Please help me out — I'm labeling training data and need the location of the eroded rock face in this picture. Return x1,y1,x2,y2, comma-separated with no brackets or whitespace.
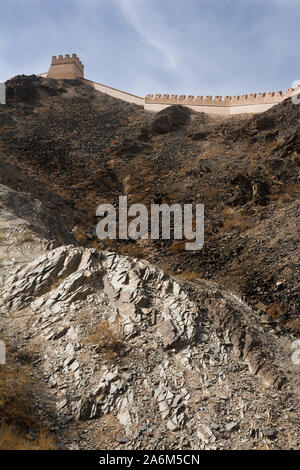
228,174,269,206
0,184,75,243
1,76,299,333
0,188,299,449
206,300,286,389
2,240,297,450
2,246,198,351
0,190,298,450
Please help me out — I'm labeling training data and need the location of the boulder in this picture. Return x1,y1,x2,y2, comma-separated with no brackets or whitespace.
151,105,191,134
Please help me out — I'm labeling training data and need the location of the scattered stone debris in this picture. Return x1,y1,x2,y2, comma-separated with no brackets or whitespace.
1,205,299,450
0,74,299,449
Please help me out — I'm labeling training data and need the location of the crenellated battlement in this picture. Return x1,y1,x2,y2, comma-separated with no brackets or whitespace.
42,54,300,115
144,85,300,115
48,53,84,80
51,54,84,73
145,86,299,107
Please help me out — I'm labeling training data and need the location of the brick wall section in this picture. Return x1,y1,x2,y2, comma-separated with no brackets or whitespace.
145,91,284,106
44,54,300,115
144,87,300,114
84,79,144,106
47,54,84,80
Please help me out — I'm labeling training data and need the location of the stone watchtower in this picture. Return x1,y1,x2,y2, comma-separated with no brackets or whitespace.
47,53,84,80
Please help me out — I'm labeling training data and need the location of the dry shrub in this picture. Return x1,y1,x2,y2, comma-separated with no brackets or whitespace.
284,317,300,336
166,269,177,277
223,271,244,293
170,240,186,254
152,134,166,144
268,193,279,201
0,361,56,450
138,167,153,177
196,143,223,160
124,181,139,195
222,208,253,232
15,344,40,365
0,424,56,450
264,140,279,154
267,302,284,320
162,193,178,203
0,124,13,133
101,238,117,249
130,192,148,204
0,365,34,427
86,320,124,361
119,243,144,258
283,185,300,198
180,271,199,281
205,188,219,199
159,169,170,177
0,142,10,152
104,147,112,155
71,226,86,242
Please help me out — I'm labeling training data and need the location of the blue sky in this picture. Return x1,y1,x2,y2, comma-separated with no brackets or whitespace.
0,0,299,97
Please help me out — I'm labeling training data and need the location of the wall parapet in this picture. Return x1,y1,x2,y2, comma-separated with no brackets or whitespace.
44,54,300,115
84,79,144,106
51,54,84,73
48,53,84,79
145,86,300,107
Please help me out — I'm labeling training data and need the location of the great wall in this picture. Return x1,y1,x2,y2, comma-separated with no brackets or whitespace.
41,53,300,116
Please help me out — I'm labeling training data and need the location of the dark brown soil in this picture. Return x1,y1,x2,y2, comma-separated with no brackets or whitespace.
0,75,299,332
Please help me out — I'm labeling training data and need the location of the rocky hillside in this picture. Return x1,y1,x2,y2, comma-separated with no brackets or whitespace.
0,75,299,450
0,75,299,333
0,185,299,449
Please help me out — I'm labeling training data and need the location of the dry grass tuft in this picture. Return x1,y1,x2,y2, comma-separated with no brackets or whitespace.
0,364,35,427
180,271,200,281
170,240,186,254
86,320,124,361
119,243,144,258
222,208,253,232
267,302,284,320
0,360,57,450
0,424,56,450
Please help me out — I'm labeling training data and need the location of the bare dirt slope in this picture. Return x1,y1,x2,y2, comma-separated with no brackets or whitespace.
0,75,299,449
0,75,299,334
0,185,299,450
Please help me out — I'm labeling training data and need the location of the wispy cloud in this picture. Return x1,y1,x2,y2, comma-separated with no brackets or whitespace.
0,0,299,96
117,0,300,95
118,0,180,71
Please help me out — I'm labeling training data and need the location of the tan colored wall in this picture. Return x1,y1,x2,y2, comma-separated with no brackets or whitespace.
144,102,281,114
85,79,144,106
144,86,300,115
228,103,276,115
145,91,283,107
44,54,143,105
144,103,228,114
43,54,300,115
47,54,84,80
